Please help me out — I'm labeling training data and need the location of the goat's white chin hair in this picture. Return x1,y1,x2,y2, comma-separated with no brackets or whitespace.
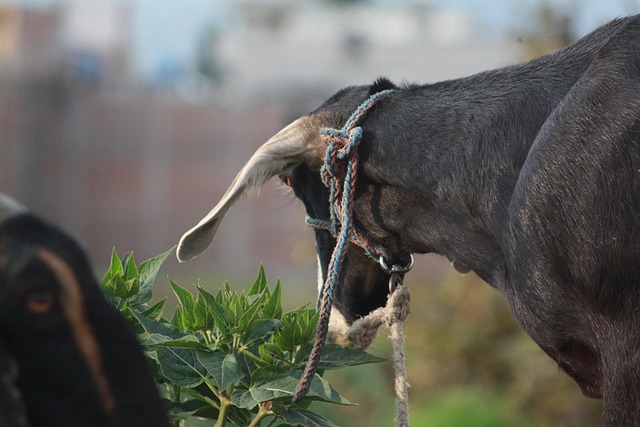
326,308,352,346
316,254,324,294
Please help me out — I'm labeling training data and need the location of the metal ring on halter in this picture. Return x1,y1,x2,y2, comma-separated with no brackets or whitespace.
379,254,415,275
388,273,404,293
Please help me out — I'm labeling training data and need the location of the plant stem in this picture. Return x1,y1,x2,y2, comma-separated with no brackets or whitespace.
171,386,183,427
247,404,274,427
232,333,241,352
215,398,230,427
240,347,266,365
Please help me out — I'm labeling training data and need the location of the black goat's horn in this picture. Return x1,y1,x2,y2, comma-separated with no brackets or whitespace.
177,118,316,262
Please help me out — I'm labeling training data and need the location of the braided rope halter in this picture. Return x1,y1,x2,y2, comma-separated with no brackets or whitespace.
292,89,414,427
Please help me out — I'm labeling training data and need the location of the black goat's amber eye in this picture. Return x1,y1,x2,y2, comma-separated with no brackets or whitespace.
25,291,55,314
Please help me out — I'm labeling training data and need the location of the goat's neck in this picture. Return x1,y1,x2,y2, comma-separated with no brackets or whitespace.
363,33,611,286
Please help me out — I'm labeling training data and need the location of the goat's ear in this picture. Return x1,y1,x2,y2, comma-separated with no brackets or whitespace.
0,193,27,225
177,118,317,262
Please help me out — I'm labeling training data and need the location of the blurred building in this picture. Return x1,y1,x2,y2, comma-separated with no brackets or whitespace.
1,5,64,215
1,1,525,288
214,0,521,106
60,3,131,87
210,1,523,111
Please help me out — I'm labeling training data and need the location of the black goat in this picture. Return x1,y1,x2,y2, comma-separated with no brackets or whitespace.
178,16,640,425
0,195,169,427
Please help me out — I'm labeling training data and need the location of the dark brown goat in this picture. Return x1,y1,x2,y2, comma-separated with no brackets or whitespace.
0,195,169,427
178,16,640,426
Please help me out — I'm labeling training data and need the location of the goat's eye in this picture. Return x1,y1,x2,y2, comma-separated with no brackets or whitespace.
25,291,55,314
279,174,294,188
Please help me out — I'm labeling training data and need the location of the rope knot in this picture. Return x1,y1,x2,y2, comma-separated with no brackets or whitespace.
386,280,411,325
346,279,411,349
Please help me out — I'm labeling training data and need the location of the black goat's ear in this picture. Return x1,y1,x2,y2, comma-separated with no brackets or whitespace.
177,117,317,262
368,77,397,96
0,194,27,225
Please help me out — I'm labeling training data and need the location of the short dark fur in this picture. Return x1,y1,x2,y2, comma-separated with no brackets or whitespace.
367,77,398,96
0,214,169,427
286,15,640,425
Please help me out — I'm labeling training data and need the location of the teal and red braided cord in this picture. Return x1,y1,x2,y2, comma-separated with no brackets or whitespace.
293,89,395,402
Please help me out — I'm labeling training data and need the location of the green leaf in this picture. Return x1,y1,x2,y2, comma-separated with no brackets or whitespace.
241,319,283,347
261,342,285,360
104,248,124,281
248,367,352,406
122,252,139,282
196,287,217,312
276,407,341,427
123,278,139,299
262,281,283,319
152,336,211,351
171,307,186,330
193,290,211,329
196,285,215,301
197,351,244,391
138,247,174,290
248,264,269,297
258,345,275,365
157,347,206,388
199,287,231,333
226,405,255,426
101,248,125,300
274,308,319,351
165,399,215,420
237,295,262,331
228,293,244,327
144,333,175,346
315,344,387,370
231,387,259,410
129,247,173,306
142,298,166,320
170,279,196,328
130,309,183,340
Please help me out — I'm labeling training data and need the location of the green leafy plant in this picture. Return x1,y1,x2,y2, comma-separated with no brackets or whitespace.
101,248,385,427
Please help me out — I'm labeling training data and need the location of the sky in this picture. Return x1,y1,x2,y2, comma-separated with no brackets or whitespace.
3,0,638,82
130,0,221,81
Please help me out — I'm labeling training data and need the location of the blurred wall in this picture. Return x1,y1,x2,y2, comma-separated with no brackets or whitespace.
0,1,528,289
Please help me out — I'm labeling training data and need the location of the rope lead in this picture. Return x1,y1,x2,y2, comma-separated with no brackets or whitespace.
293,90,395,403
294,88,413,427
293,86,413,427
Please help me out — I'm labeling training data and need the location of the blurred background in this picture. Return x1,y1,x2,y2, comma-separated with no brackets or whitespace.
1,0,637,425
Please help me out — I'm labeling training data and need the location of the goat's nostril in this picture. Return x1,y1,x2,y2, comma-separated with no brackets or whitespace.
25,291,55,314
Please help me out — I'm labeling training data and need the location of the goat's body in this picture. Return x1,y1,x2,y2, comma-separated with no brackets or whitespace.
507,19,640,423
352,16,640,424
178,14,640,425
